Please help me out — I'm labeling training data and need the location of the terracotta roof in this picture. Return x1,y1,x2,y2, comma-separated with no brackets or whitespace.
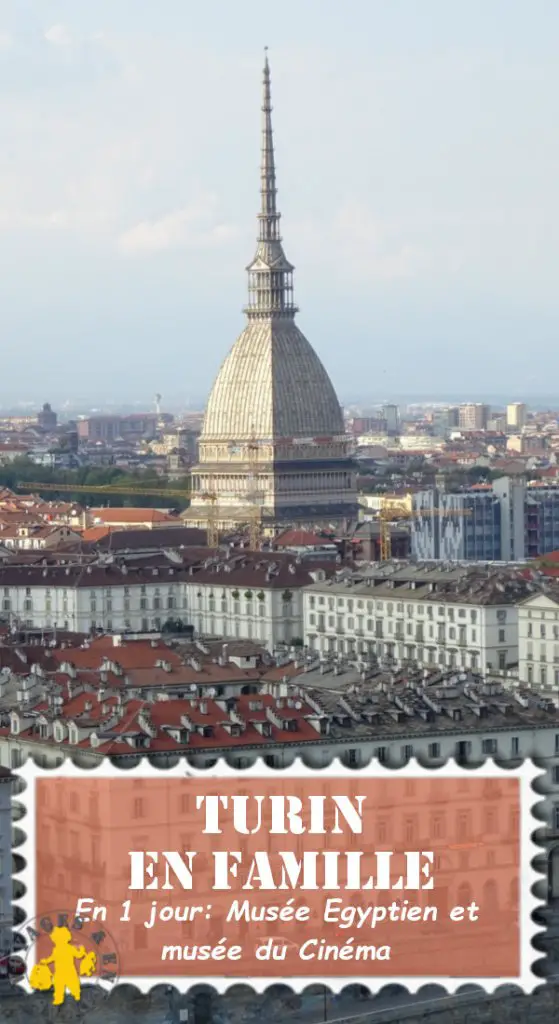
90,508,180,525
13,690,322,756
275,529,333,548
81,526,114,542
51,635,183,671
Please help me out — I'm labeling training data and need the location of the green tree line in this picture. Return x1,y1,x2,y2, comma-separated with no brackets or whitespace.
3,458,191,509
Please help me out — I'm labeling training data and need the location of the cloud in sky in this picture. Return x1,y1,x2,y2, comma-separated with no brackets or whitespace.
117,195,238,254
0,0,558,402
44,24,73,46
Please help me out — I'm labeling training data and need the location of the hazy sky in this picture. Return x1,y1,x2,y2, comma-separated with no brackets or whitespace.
0,0,558,408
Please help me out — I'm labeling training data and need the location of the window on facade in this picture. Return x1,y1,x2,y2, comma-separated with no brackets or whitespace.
432,814,444,838
404,817,417,842
482,738,497,755
484,807,498,833
498,629,505,642
511,737,520,756
376,747,387,763
401,745,413,760
428,742,441,758
457,811,471,840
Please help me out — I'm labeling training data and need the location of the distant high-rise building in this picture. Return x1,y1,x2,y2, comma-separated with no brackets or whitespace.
37,402,57,431
458,403,490,431
382,404,400,436
432,406,459,436
411,489,502,561
506,402,527,430
411,476,559,562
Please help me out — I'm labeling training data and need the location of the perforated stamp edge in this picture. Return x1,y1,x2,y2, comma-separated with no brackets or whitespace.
13,756,542,995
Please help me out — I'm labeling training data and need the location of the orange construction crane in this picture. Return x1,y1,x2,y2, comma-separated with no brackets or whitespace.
379,495,472,560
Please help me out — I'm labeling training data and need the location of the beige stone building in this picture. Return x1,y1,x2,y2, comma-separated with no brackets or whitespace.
187,56,357,536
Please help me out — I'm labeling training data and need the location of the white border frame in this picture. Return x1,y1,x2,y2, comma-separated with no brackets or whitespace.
14,757,542,993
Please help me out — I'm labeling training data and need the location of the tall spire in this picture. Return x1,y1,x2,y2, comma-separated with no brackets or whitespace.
259,48,279,243
245,50,298,320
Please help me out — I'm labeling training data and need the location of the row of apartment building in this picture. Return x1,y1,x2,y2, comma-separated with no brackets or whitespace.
302,564,559,690
0,551,318,649
1,552,559,688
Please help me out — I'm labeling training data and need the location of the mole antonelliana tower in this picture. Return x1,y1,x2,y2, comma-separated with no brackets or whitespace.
188,53,357,534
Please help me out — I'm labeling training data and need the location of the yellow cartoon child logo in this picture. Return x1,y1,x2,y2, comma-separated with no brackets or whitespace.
29,925,97,1007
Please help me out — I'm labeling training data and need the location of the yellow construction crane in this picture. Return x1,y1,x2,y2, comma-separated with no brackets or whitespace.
191,492,261,549
15,481,191,500
378,495,472,560
14,479,247,552
15,478,262,550
190,435,265,551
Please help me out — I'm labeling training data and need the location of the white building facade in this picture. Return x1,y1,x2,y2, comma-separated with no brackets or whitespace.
303,582,519,673
0,562,315,651
518,591,559,687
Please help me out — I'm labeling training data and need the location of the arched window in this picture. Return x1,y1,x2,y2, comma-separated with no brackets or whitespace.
483,878,499,914
457,882,472,908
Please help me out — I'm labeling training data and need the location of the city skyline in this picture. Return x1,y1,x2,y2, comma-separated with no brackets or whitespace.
0,0,558,401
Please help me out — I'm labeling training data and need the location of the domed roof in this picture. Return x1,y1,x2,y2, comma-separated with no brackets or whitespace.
200,53,344,447
202,320,343,442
